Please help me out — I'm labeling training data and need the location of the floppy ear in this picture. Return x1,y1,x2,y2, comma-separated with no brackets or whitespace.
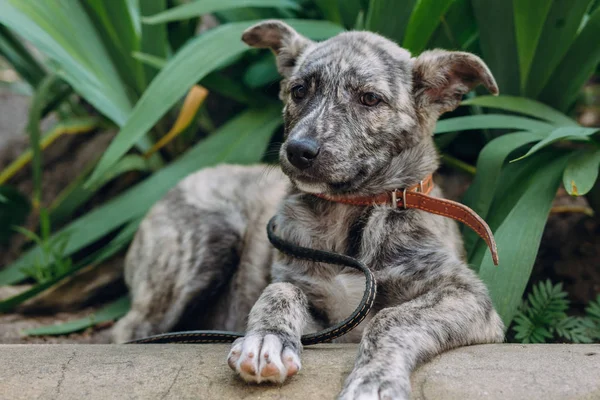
242,20,313,77
412,50,498,117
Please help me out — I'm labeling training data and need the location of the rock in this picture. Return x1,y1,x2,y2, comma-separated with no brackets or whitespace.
0,344,598,399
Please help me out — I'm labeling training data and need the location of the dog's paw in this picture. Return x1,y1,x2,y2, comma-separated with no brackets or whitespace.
338,374,410,400
227,332,301,384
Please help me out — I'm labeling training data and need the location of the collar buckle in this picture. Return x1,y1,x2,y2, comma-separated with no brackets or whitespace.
391,179,424,209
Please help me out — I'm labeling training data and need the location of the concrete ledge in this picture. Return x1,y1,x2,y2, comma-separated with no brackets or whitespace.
0,344,598,399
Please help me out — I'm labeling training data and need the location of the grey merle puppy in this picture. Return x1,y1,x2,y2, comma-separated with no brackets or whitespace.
113,20,505,399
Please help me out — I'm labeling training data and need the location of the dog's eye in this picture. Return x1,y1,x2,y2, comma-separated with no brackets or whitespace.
360,92,381,107
292,85,306,100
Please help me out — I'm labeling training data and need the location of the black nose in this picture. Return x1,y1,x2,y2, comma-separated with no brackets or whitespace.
286,139,320,170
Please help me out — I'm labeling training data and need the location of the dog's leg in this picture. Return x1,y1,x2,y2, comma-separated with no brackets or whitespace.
339,284,504,400
111,205,244,343
227,281,310,383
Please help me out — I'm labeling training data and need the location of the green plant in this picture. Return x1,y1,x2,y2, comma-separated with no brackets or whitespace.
0,185,30,245
435,95,600,326
0,0,599,339
13,209,73,284
513,280,600,343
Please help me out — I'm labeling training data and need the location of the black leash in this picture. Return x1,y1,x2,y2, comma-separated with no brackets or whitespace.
126,216,377,345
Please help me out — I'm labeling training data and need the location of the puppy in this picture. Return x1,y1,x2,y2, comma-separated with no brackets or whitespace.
113,21,504,399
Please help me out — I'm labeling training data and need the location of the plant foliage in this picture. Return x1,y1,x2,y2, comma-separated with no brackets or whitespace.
0,0,599,338
513,280,600,343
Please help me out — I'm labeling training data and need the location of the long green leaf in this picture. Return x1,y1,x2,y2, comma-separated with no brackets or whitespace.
143,0,300,24
0,25,46,87
428,0,478,51
403,0,455,54
525,0,593,98
139,0,168,83
132,52,166,70
477,152,571,326
24,296,131,336
461,131,546,256
87,19,343,186
434,114,553,134
513,0,553,92
513,126,600,161
338,0,365,29
365,0,416,44
563,147,600,196
0,107,282,286
471,0,520,95
244,53,279,88
82,0,146,97
0,185,30,245
314,0,343,24
0,0,132,125
90,155,150,191
540,7,600,112
28,75,59,207
461,96,577,126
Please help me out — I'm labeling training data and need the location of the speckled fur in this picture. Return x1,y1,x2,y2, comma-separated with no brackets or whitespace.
113,21,504,399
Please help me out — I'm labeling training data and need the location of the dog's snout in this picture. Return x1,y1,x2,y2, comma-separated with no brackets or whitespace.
286,139,320,170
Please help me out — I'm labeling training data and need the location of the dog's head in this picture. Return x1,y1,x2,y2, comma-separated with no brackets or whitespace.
242,21,498,195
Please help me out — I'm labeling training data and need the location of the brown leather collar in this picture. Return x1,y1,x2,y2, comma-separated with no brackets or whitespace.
313,174,499,266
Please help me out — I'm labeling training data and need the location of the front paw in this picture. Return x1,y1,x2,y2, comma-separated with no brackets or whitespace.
339,372,410,400
227,332,302,384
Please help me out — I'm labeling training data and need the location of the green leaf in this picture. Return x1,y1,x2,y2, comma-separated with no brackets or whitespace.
555,317,594,343
82,0,146,97
314,0,343,24
87,20,343,186
434,115,553,134
402,0,455,54
0,25,46,88
540,7,600,112
139,0,168,83
338,0,365,29
28,75,60,207
0,0,132,126
460,96,577,126
513,126,600,161
24,296,131,336
525,0,593,98
476,151,570,326
513,0,553,92
471,0,520,95
143,0,300,24
365,0,416,44
0,218,139,312
132,52,167,70
562,147,600,196
586,295,600,321
461,131,546,257
202,72,255,104
0,107,282,286
91,155,150,191
0,185,31,245
243,53,279,88
428,0,478,51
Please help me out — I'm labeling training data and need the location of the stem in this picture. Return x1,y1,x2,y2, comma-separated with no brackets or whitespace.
0,117,99,185
27,75,59,209
441,153,477,176
550,205,594,217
